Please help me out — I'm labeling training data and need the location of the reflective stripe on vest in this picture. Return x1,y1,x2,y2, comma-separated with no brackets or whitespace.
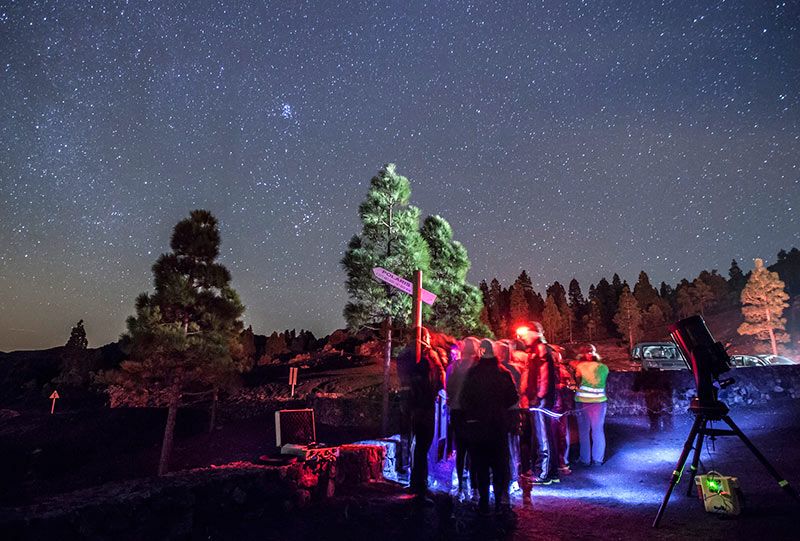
576,385,606,400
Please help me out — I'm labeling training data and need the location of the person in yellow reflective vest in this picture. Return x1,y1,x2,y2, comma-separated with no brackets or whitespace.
572,344,609,466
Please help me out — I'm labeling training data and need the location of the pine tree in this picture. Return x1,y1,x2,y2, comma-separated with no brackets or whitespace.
563,303,576,343
487,278,505,337
641,304,665,340
768,247,800,297
676,281,697,317
479,304,492,333
420,215,487,336
691,278,714,316
542,293,564,342
633,271,660,311
546,281,568,311
738,258,790,355
697,270,728,311
728,259,746,298
516,270,543,321
341,164,430,432
342,164,430,330
659,281,677,316
55,320,90,388
614,285,642,350
568,278,587,339
509,281,530,328
108,210,245,475
584,297,603,341
499,285,512,335
593,278,617,337
65,319,89,349
612,273,624,300
529,290,545,321
568,278,586,314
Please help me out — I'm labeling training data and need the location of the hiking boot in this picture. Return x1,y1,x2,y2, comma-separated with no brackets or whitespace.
531,475,553,485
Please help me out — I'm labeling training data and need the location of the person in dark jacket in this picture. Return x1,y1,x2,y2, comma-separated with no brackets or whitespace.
446,336,480,497
461,339,519,514
396,327,445,501
517,322,560,485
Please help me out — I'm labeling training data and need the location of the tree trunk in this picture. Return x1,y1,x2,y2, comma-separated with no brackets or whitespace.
382,315,392,436
158,384,180,476
208,386,218,433
767,309,778,356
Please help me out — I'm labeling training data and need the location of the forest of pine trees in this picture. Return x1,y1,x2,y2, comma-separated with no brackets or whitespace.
480,248,800,349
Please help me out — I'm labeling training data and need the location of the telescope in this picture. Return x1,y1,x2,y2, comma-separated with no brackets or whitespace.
668,315,731,413
654,315,798,527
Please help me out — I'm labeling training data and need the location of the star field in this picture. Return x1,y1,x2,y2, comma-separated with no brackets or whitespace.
1,0,798,350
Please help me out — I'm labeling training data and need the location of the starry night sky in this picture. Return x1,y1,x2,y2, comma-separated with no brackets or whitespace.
1,0,798,350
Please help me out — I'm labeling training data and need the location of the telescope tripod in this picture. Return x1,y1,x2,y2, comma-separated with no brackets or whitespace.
653,402,799,528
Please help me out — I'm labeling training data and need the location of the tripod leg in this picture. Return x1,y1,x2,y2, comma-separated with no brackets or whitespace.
722,416,800,501
685,423,706,497
653,415,705,528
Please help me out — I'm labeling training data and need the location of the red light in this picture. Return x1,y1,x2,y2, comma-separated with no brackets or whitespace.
515,326,530,337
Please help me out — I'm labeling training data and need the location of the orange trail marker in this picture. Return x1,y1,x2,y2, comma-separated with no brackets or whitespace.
49,390,60,414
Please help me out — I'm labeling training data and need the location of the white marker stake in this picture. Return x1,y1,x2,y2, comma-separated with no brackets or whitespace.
49,390,60,414
289,367,298,397
372,267,437,305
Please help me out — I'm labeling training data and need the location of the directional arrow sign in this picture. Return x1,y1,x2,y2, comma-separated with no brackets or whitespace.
49,390,60,415
372,267,437,305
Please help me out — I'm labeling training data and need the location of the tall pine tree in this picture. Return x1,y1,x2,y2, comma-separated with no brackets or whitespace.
542,293,564,342
420,215,487,336
109,210,245,475
728,259,746,300
614,285,642,350
509,281,529,328
55,319,90,388
593,278,617,337
487,278,505,337
633,271,660,311
738,258,790,355
341,164,430,432
568,278,587,339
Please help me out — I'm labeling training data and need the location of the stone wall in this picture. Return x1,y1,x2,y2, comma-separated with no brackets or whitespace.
606,364,800,417
0,446,385,541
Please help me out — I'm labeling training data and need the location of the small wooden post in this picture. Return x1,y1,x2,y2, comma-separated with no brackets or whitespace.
289,367,299,397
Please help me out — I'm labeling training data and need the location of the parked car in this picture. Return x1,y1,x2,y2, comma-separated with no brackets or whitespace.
632,342,687,371
729,355,767,368
755,354,797,366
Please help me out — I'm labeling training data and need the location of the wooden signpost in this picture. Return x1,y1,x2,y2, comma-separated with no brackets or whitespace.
372,267,433,434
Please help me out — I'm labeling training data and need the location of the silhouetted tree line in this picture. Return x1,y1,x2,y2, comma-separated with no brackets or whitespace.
240,327,323,365
480,247,800,345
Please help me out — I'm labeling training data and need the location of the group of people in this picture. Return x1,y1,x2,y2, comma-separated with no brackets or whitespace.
397,322,609,515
